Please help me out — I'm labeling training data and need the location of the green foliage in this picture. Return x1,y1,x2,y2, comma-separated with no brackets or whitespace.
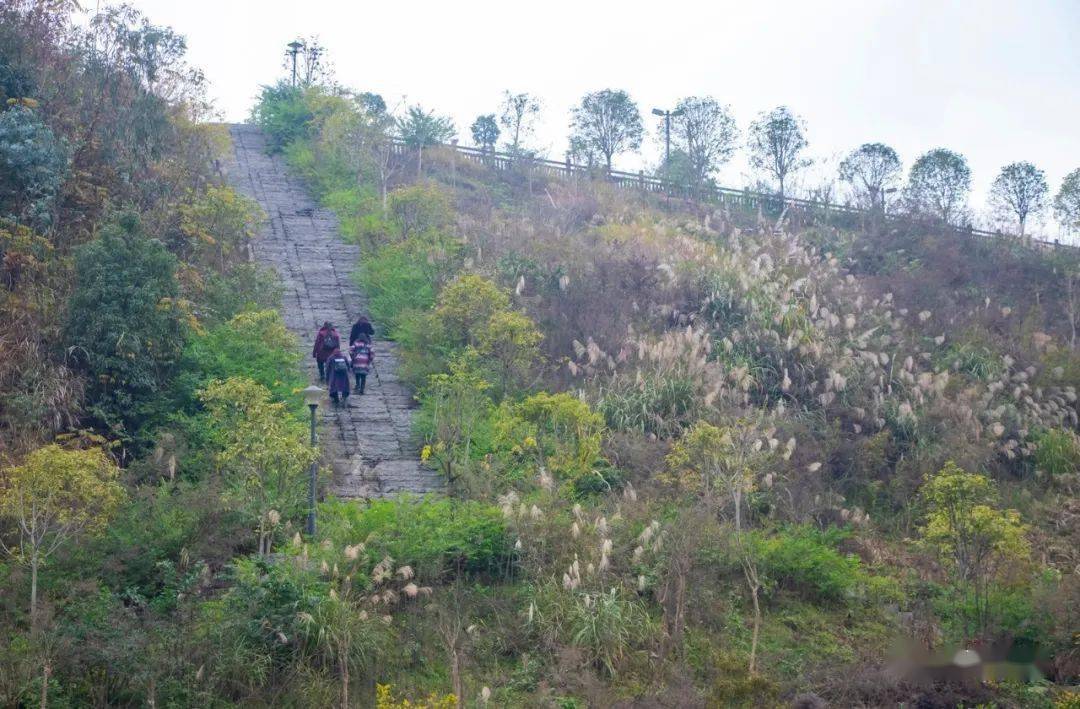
599,373,698,438
906,147,972,224
469,114,499,151
197,262,283,324
174,309,302,409
417,351,496,486
359,242,438,337
475,309,543,393
387,183,454,240
198,377,316,555
66,216,187,442
319,498,511,580
251,81,313,153
1033,428,1080,481
751,526,864,604
569,89,643,170
0,444,125,618
920,461,1030,636
436,274,511,346
934,335,1003,381
664,420,774,527
1055,167,1080,233
0,105,68,225
747,105,809,197
495,392,605,482
177,184,262,273
396,105,455,148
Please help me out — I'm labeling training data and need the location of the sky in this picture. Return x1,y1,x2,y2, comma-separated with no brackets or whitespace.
110,0,1079,238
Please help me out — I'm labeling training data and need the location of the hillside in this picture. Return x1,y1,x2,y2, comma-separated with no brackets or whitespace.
1,4,1079,707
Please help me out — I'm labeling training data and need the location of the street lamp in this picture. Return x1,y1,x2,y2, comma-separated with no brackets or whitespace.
882,187,899,214
286,41,304,87
302,384,323,536
652,107,685,168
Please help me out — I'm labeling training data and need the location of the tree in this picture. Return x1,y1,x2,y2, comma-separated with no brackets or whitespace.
747,106,809,200
988,161,1048,237
198,377,317,555
178,185,262,274
1054,167,1080,235
669,96,739,188
905,148,972,225
357,91,386,117
919,461,1029,637
0,105,69,225
569,89,643,171
838,142,902,212
0,445,125,625
498,91,540,156
65,216,188,444
395,105,455,175
251,81,313,153
665,419,775,673
475,309,543,393
469,114,500,154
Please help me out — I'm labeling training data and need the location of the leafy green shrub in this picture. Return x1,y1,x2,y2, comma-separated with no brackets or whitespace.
1033,428,1080,480
494,392,606,482
323,186,388,247
0,105,69,224
752,526,864,603
251,81,313,153
933,337,1004,381
571,465,624,499
198,263,283,324
65,215,187,443
319,497,510,580
358,242,437,336
174,309,303,410
386,183,453,240
598,373,698,438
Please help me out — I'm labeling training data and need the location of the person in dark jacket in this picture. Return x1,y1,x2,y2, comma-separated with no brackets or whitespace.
326,347,352,405
349,316,374,348
312,321,341,382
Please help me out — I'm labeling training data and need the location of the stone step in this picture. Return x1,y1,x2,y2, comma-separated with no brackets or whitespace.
223,123,444,500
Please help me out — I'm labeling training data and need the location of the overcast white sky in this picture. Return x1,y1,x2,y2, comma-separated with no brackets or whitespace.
113,0,1079,238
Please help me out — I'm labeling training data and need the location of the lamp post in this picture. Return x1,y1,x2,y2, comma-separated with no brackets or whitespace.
651,106,685,169
302,384,323,536
286,41,304,87
450,137,459,190
882,186,898,213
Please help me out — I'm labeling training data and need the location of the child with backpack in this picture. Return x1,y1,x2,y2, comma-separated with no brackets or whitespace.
312,321,341,382
326,347,352,406
350,337,374,394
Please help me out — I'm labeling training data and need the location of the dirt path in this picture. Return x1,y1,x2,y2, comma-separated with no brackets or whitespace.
223,124,442,497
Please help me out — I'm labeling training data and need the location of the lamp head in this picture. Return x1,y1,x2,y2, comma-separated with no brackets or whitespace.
303,384,324,408
651,108,665,117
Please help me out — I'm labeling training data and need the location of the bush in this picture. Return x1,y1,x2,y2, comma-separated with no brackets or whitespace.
494,392,606,482
173,309,303,410
359,242,437,337
251,82,313,153
1033,428,1080,481
66,215,187,443
752,526,864,603
319,497,510,580
386,183,453,240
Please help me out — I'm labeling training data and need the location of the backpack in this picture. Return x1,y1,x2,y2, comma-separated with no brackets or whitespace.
351,344,372,372
332,355,349,374
323,330,340,351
